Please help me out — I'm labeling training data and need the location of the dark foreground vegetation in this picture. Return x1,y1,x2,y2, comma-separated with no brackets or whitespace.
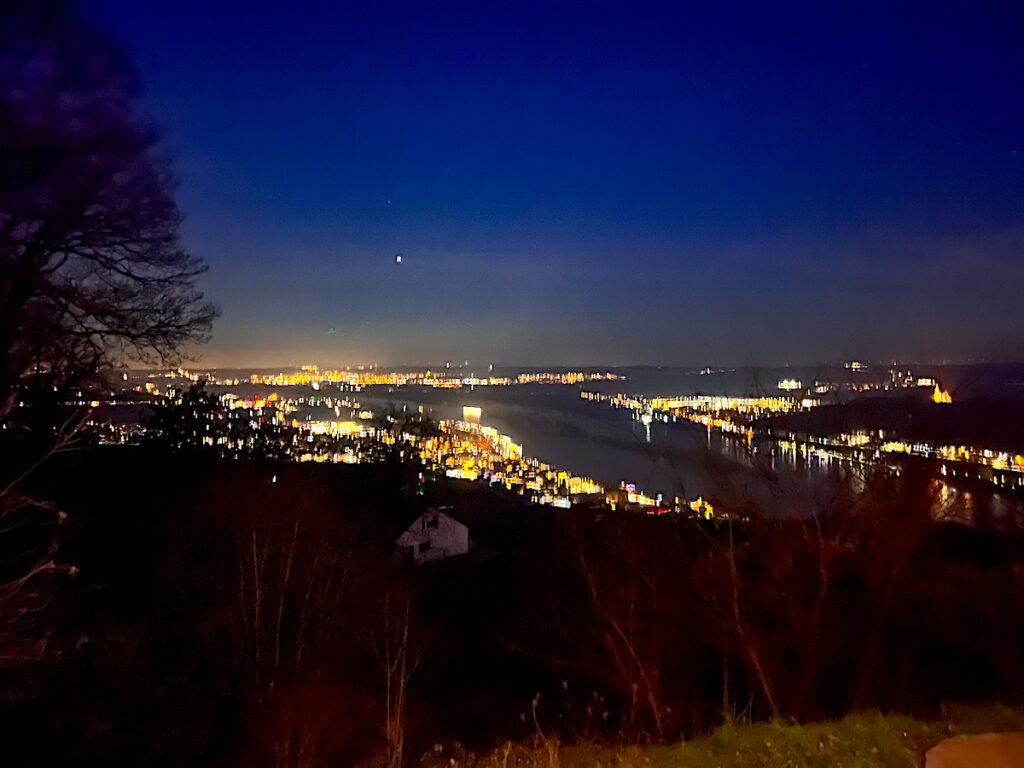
422,706,1024,768
0,445,1021,766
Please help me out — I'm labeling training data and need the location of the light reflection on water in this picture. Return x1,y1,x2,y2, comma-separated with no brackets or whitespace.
319,384,1024,528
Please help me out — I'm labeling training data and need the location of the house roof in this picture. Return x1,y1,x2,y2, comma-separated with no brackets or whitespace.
395,480,561,550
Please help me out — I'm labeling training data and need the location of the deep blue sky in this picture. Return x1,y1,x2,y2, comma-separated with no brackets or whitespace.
82,1,1024,367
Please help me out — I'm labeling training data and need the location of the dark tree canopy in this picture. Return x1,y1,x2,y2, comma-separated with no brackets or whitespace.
0,0,216,419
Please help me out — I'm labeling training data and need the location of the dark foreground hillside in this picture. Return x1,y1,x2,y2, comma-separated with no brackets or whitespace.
1,447,1023,765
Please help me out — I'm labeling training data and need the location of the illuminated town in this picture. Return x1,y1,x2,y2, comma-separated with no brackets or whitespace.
85,367,728,515
580,376,1023,494
80,359,1022,521
288,406,719,516
580,389,819,438
241,365,623,390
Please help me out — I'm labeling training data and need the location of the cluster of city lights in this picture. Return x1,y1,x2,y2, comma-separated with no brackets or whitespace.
581,390,817,438
244,365,623,390
581,382,1019,495
283,405,711,514
776,431,1024,491
87,364,1011,512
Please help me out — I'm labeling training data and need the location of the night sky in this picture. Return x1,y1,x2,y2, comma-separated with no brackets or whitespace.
81,1,1024,368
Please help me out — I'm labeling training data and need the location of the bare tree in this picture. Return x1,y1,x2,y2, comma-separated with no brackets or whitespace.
689,518,781,721
0,0,214,683
788,510,854,718
374,594,425,768
721,521,779,720
566,513,678,738
235,502,371,691
0,1,216,420
848,466,940,709
225,475,379,768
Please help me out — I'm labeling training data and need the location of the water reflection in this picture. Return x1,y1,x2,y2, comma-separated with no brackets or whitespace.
335,385,1023,528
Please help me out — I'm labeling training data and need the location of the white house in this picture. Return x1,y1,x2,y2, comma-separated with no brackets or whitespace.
395,507,471,565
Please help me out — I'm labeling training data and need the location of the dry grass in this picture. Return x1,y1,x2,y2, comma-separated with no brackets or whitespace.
415,705,1024,768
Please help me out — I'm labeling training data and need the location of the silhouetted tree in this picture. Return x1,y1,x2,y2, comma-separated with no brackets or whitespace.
145,381,226,451
223,476,383,766
692,519,783,720
562,513,691,738
372,405,440,467
848,466,943,709
145,381,301,458
0,0,215,422
374,593,426,768
0,0,215,679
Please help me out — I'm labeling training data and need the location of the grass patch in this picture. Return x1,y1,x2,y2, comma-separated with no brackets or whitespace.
418,705,1024,768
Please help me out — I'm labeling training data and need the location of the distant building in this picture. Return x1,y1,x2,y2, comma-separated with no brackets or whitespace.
395,507,471,565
